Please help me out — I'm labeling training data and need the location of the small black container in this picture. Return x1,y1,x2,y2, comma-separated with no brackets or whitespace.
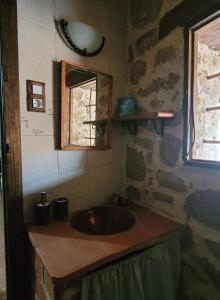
35,192,50,225
54,197,68,220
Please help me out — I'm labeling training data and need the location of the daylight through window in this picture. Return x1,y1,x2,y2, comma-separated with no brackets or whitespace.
187,14,220,165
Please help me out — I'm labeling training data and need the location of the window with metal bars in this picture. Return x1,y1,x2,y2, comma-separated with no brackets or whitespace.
185,12,220,167
69,79,97,146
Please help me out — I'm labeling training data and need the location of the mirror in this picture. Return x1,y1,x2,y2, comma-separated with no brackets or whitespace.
60,61,112,150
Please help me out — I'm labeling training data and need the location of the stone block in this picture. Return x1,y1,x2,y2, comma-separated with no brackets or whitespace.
130,60,147,84
136,29,158,55
178,250,220,300
126,145,146,181
185,190,220,231
133,137,154,151
154,46,176,66
153,191,174,203
146,152,153,165
159,134,181,167
162,73,180,89
126,185,141,201
138,73,180,97
157,170,186,192
206,239,220,260
199,257,220,289
138,78,163,97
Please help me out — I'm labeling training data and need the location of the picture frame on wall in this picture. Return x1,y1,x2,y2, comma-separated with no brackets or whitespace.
26,80,45,112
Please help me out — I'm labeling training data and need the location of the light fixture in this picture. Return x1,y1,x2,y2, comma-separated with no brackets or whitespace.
56,19,105,57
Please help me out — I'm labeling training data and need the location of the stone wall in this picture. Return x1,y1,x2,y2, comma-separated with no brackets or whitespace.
126,0,220,298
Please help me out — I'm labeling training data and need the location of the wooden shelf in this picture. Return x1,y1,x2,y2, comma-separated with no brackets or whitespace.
83,118,109,125
83,112,174,125
112,112,174,121
83,118,109,136
82,112,175,136
112,112,175,136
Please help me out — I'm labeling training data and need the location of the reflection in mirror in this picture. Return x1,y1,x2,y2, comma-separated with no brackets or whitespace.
61,61,112,150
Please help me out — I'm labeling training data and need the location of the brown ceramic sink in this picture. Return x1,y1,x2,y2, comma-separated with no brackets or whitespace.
70,206,136,235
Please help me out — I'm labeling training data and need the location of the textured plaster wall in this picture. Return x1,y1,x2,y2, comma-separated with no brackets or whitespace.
17,0,128,222
126,0,220,298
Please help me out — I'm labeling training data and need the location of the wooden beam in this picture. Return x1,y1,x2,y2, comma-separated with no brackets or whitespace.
0,0,26,299
159,0,220,39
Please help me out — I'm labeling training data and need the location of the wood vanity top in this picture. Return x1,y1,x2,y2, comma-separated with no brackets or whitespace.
28,205,180,283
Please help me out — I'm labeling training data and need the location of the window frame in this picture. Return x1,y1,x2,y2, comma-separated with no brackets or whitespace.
183,10,220,169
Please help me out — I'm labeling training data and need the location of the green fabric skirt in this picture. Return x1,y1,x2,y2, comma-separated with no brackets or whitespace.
63,237,181,300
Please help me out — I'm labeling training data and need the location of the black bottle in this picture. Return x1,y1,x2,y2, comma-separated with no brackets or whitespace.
35,192,50,225
53,197,68,220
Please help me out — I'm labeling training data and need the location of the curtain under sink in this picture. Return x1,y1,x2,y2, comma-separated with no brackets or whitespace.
81,238,181,300
63,237,181,300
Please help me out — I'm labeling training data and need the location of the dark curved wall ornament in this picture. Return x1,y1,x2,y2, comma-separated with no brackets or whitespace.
130,0,163,28
55,19,105,57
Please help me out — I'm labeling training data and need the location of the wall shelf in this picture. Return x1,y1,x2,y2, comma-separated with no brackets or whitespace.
112,112,175,136
83,119,109,135
112,112,174,121
83,118,109,125
82,112,175,136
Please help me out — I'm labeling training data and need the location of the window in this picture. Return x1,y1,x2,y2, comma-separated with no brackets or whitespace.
69,79,97,146
185,12,220,167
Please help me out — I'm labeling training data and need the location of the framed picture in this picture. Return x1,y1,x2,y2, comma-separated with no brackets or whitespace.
26,80,45,112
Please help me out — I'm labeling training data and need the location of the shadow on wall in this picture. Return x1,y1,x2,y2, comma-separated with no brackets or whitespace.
24,162,113,223
24,151,120,223
23,171,114,224
22,61,122,223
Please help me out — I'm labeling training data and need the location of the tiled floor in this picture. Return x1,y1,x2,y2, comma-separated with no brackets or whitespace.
0,197,6,300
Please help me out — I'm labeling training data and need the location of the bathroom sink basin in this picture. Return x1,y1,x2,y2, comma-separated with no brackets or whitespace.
70,206,136,235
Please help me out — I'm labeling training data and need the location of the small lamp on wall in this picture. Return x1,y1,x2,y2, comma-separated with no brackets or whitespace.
55,19,105,57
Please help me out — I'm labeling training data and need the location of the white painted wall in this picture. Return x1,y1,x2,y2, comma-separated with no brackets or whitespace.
17,0,128,222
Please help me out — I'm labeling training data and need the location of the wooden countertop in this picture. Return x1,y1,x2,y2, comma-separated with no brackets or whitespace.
28,205,180,283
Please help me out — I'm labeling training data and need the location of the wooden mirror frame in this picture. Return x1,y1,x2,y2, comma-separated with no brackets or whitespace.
60,60,113,150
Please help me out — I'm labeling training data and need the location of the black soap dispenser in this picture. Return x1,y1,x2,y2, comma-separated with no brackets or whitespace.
53,197,69,220
35,192,50,225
